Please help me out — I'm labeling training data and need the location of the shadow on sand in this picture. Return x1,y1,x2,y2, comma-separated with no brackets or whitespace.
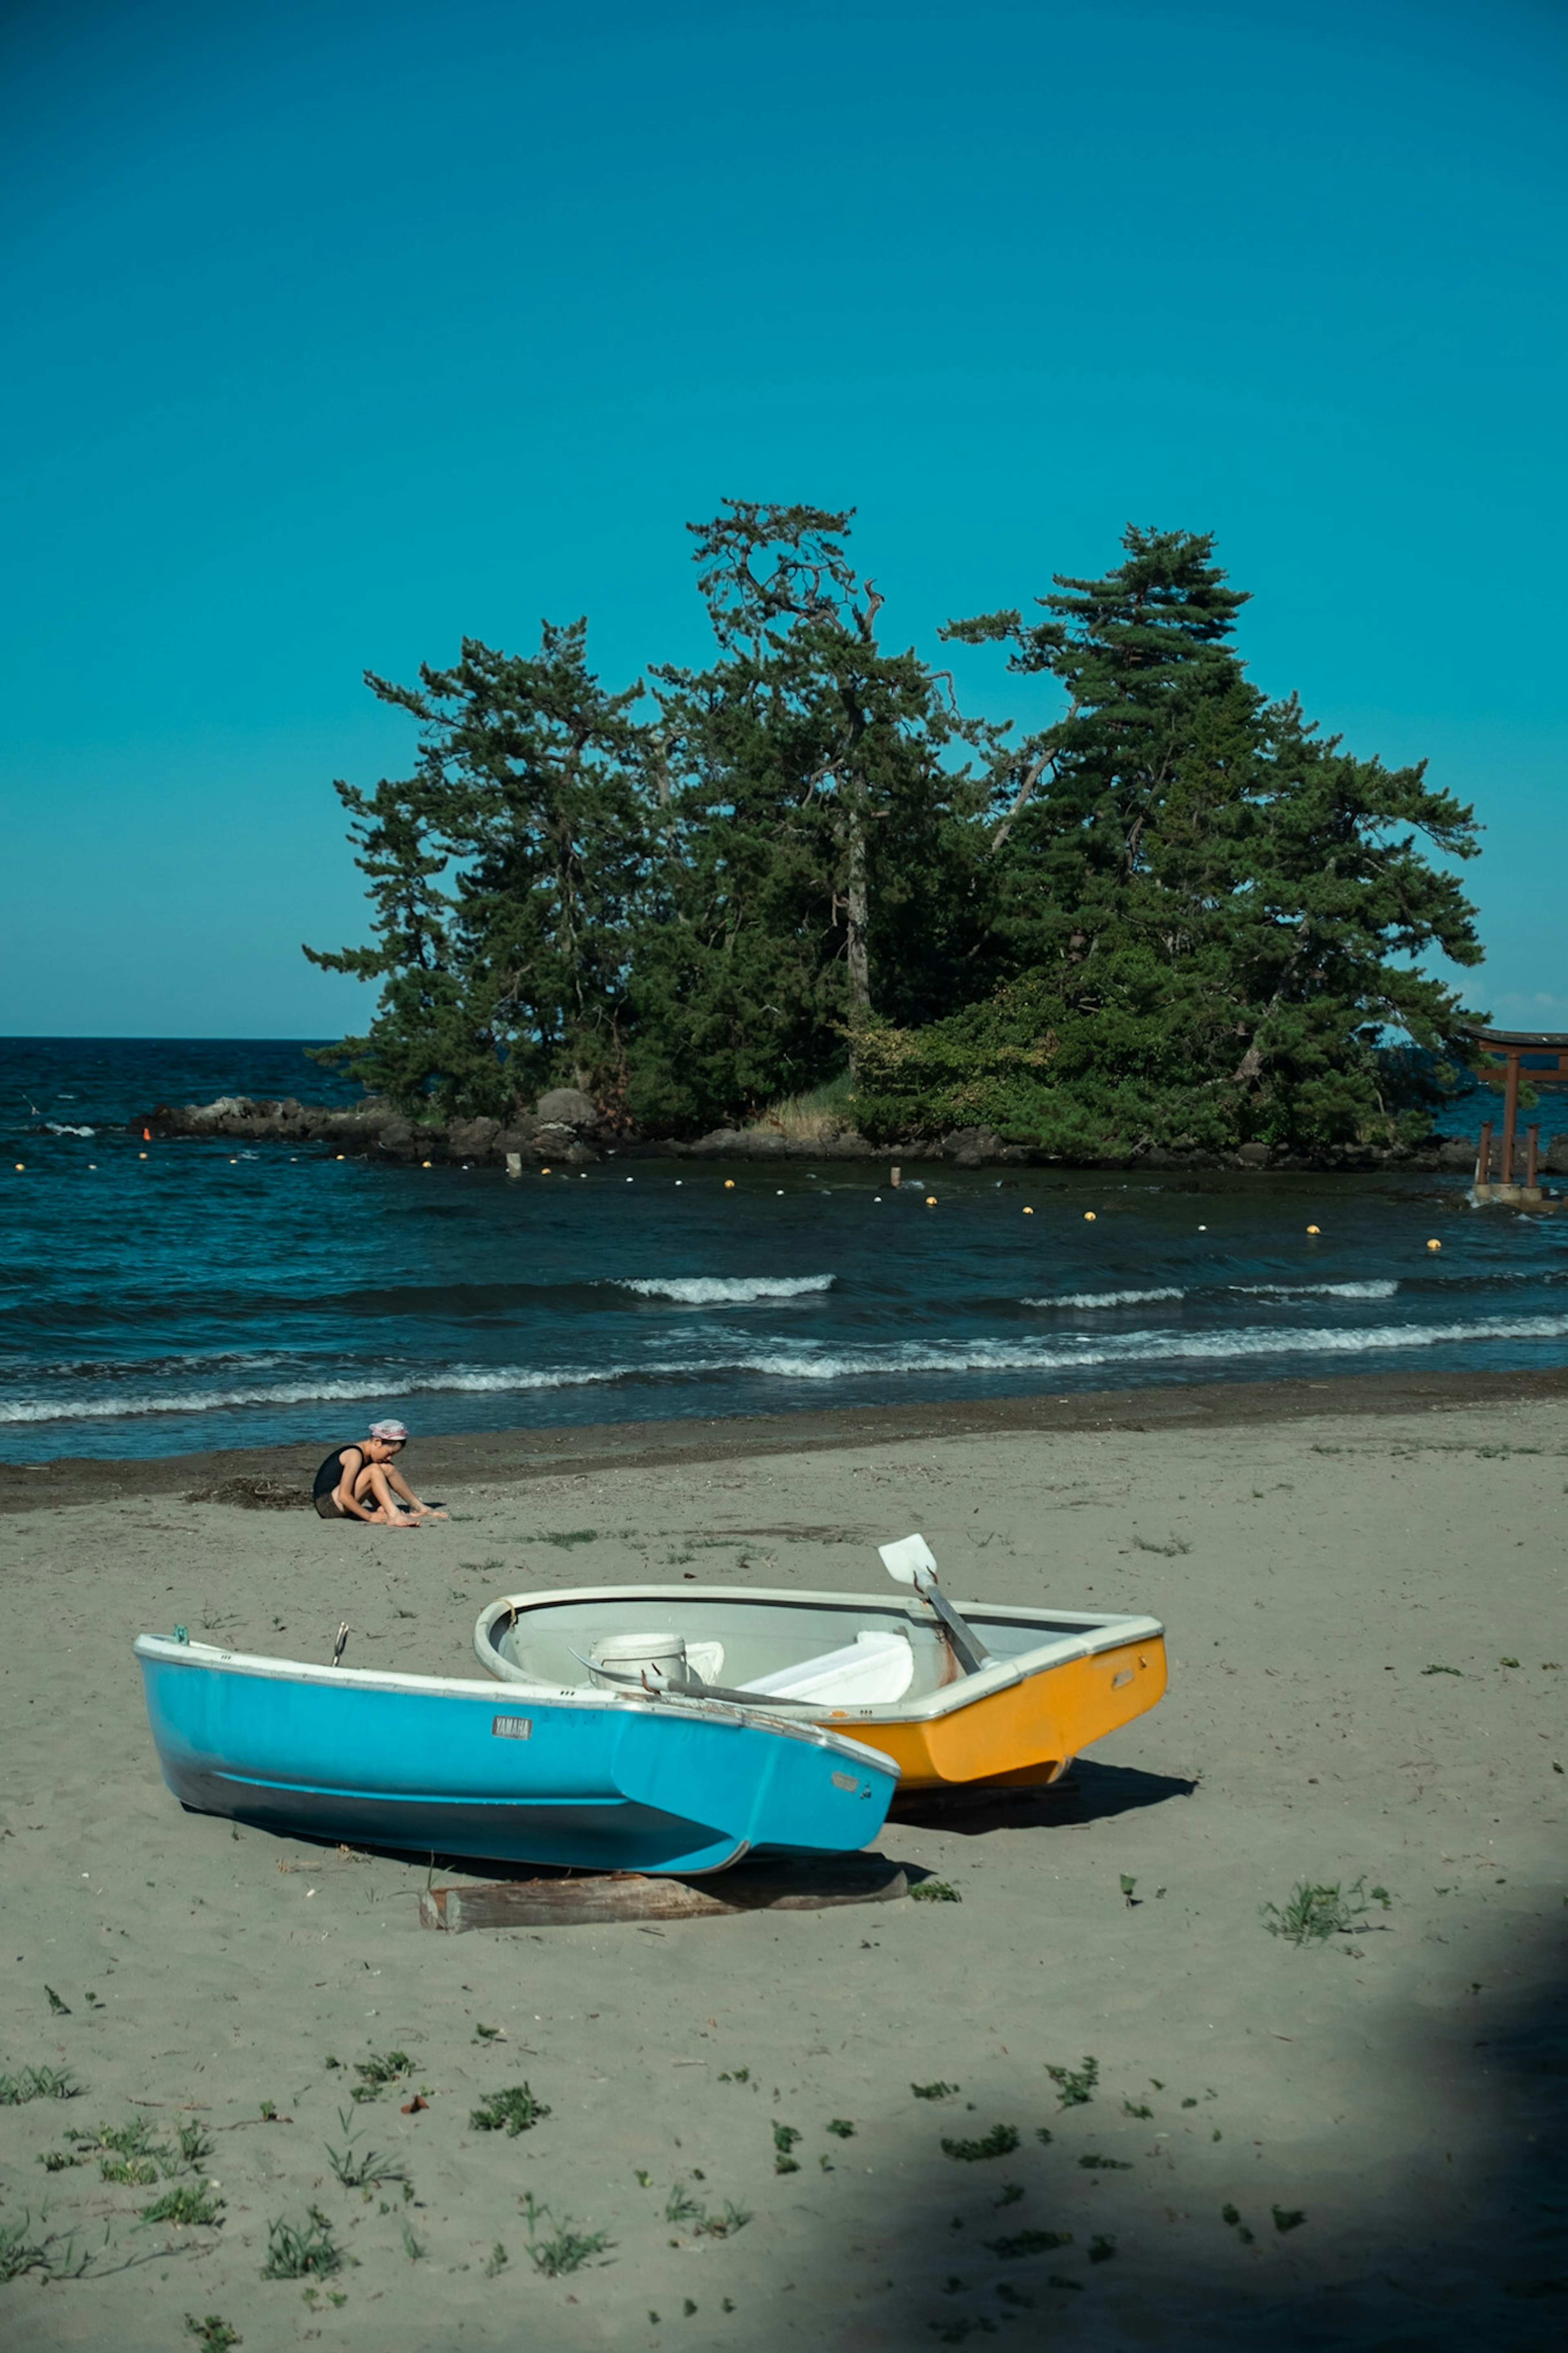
891,1757,1200,1836
796,1918,1568,2351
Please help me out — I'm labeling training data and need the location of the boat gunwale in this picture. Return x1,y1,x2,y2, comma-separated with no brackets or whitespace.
131,1634,897,1774
473,1586,1165,1724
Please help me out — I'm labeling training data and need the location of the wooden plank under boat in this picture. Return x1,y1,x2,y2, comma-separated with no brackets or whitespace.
134,1633,897,1873
473,1574,1166,1794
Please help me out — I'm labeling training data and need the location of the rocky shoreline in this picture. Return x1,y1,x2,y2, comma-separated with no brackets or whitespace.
138,1088,1546,1176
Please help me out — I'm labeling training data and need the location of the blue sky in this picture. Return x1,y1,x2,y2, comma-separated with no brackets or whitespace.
1,0,1563,1037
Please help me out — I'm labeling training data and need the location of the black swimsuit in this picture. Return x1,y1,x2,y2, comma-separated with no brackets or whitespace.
313,1444,365,1509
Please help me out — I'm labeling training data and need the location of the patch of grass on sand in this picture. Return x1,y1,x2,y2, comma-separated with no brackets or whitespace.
1261,1877,1390,1945
1045,2057,1098,2108
350,2050,412,2101
184,2319,241,2351
0,2064,78,2105
521,2192,612,2275
910,1880,963,1904
984,2227,1073,2259
0,2213,93,2282
325,2109,408,2190
912,2081,960,2100
941,2125,1020,2162
80,2114,212,2182
262,2206,345,2279
141,2184,225,2228
666,2182,752,2237
470,2084,551,2137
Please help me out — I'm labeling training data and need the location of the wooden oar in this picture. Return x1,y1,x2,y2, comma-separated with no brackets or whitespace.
877,1534,992,1675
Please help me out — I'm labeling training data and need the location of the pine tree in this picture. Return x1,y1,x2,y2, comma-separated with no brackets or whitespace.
855,528,1483,1151
624,502,998,1130
304,623,651,1117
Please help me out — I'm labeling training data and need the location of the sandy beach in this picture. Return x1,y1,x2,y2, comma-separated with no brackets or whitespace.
2,1381,1564,2351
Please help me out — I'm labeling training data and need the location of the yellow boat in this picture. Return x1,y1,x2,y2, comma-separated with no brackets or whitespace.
472,1536,1165,1794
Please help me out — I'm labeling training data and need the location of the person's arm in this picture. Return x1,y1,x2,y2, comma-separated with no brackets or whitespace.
333,1447,380,1521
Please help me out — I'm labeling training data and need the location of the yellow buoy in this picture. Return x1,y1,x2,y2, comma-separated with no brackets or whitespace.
13,1162,23,1172
229,1158,238,1164
925,1194,938,1206
1084,1211,1096,1222
1023,1206,1033,1215
541,1166,551,1174
1307,1224,1320,1234
1427,1238,1441,1251
422,1160,432,1168
724,1179,735,1189
138,1151,147,1160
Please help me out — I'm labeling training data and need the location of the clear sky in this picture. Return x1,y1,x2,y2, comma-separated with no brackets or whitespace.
1,0,1563,1038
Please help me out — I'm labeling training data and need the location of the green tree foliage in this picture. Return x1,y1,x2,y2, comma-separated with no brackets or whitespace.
624,503,998,1131
309,519,1483,1150
304,624,651,1116
853,529,1482,1150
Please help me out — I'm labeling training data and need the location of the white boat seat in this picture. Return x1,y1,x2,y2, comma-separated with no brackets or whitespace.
737,1629,915,1706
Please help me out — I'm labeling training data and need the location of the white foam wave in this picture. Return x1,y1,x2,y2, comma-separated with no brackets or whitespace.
1232,1280,1399,1301
1026,1287,1185,1311
8,1311,1568,1423
0,1365,634,1425
610,1276,835,1305
45,1123,95,1136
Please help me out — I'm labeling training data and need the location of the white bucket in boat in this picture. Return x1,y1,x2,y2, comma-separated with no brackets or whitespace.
588,1631,689,1692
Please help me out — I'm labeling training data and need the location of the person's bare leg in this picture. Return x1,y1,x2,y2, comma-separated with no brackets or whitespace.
353,1464,418,1528
385,1466,447,1521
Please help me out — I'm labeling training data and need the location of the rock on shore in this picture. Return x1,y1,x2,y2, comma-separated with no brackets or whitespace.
134,1093,1541,1173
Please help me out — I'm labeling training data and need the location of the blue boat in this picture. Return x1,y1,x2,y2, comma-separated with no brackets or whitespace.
134,1633,896,1873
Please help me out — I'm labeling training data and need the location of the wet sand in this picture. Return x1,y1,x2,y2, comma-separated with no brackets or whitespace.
1,1382,1564,2349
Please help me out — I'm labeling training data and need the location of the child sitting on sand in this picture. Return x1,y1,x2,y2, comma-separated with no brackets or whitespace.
312,1419,448,1527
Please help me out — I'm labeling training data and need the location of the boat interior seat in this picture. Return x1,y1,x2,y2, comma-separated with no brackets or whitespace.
736,1628,916,1706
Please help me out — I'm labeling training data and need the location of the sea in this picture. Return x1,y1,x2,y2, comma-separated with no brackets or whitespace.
3,1038,1566,1464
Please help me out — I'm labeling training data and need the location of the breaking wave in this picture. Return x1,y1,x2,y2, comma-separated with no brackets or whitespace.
609,1275,835,1305
1231,1280,1399,1300
9,1311,1568,1423
1026,1287,1186,1311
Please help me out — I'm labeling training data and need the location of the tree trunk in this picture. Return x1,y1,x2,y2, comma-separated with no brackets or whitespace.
845,786,870,1077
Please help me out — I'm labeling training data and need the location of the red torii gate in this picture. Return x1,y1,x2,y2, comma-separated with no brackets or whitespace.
1465,1025,1568,1201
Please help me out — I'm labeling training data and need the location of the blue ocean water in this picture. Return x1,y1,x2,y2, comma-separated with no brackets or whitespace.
3,1039,1566,1463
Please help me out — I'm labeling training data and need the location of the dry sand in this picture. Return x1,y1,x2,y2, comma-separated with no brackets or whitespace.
1,1389,1564,2351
